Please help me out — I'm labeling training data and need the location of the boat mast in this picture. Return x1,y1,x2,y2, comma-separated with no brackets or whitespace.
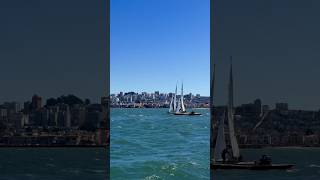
228,56,240,158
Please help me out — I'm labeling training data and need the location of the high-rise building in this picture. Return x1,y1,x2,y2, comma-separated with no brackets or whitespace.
32,95,42,111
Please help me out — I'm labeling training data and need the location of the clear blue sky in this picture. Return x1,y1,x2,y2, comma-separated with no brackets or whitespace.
111,0,210,96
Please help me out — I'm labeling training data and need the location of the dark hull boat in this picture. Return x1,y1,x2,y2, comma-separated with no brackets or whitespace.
188,112,202,116
211,162,294,170
173,111,202,116
173,112,189,115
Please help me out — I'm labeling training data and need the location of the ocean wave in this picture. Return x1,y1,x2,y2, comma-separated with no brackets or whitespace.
144,175,161,180
189,161,199,166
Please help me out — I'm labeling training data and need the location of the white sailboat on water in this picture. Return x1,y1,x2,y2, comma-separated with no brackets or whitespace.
169,82,201,115
211,57,294,170
168,82,186,114
176,82,186,113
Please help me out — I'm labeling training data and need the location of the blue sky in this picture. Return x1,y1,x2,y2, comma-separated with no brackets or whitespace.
110,0,210,96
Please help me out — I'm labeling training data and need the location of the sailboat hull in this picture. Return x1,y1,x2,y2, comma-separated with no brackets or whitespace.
173,112,202,115
211,162,294,170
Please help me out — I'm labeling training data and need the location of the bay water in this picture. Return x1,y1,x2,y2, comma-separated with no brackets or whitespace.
110,108,210,179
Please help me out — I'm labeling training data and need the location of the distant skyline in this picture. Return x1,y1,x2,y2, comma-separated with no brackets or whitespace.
110,0,210,96
0,0,107,104
214,0,320,110
111,89,206,96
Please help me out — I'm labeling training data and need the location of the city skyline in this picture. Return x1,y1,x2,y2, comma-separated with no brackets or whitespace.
110,89,205,96
110,0,210,96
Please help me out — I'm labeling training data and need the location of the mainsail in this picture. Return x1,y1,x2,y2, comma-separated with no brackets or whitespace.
169,95,174,112
176,98,181,113
174,84,177,111
214,112,226,161
169,84,178,113
228,56,240,158
181,83,186,112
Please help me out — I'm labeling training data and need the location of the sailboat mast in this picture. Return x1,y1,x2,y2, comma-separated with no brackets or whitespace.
228,56,240,158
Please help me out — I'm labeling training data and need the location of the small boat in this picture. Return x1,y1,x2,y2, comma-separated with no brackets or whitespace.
211,57,294,170
212,155,294,170
211,163,294,170
174,82,187,115
168,82,202,115
174,112,190,115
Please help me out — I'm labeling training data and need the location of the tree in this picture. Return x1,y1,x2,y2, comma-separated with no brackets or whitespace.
85,98,91,105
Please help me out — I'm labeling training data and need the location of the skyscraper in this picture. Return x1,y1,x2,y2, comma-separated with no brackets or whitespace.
31,94,42,111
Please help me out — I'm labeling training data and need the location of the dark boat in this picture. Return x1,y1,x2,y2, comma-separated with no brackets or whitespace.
188,111,202,116
211,162,294,170
173,112,189,115
211,155,295,170
173,111,202,115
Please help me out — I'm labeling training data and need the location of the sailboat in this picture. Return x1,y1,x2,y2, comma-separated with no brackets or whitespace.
173,82,201,115
168,82,201,115
211,57,294,170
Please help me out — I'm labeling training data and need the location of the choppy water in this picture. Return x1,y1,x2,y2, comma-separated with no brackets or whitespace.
110,108,210,179
212,147,320,180
0,148,108,179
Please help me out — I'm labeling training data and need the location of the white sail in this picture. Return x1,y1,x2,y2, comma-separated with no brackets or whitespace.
214,112,226,161
174,84,177,111
169,95,174,112
176,98,181,113
228,57,240,158
181,83,186,112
